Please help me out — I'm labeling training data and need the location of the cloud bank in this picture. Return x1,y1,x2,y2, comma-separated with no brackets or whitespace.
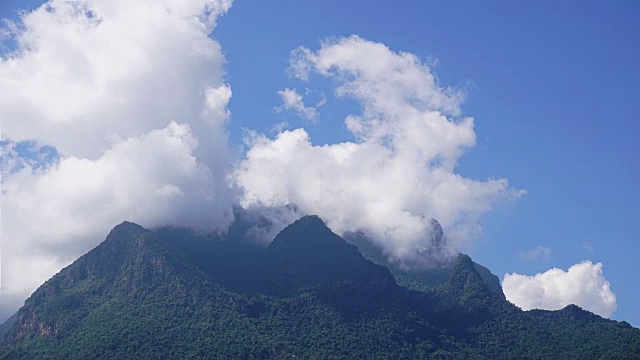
235,36,524,269
503,261,617,317
1,0,235,320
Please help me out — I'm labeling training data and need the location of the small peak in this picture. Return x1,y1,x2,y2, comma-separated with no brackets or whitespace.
109,221,145,235
105,221,147,242
561,304,583,312
453,254,475,270
429,218,444,241
267,215,390,290
559,304,589,316
445,254,490,300
115,220,142,228
271,215,330,242
269,215,337,251
296,215,327,227
527,304,600,323
114,220,144,230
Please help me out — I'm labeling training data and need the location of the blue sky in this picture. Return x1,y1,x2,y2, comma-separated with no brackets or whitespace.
1,1,639,325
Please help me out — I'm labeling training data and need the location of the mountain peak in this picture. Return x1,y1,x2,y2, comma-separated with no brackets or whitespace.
103,221,147,245
454,253,474,268
88,221,151,259
429,218,444,243
269,215,346,255
557,304,600,322
277,215,328,236
110,220,145,233
298,214,325,224
444,254,493,303
268,215,395,291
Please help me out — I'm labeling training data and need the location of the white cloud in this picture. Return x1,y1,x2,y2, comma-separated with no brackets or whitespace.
503,261,617,317
1,0,234,321
235,36,524,269
520,246,552,260
277,88,324,122
0,0,232,160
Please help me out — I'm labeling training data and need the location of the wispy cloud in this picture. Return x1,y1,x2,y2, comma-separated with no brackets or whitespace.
581,241,594,252
270,121,290,134
520,246,552,260
276,88,325,122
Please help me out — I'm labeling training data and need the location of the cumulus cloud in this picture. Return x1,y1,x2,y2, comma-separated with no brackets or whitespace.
520,246,552,260
503,261,617,317
0,0,232,160
235,36,524,269
1,0,234,320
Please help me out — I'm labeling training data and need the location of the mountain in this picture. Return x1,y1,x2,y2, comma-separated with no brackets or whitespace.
1,216,639,359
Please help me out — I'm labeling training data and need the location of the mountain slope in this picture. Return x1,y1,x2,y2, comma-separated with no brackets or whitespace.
0,315,16,343
1,217,639,359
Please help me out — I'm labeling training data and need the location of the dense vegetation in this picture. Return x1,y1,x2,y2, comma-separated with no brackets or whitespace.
1,216,639,359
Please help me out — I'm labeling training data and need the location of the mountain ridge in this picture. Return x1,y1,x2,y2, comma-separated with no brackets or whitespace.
1,216,639,359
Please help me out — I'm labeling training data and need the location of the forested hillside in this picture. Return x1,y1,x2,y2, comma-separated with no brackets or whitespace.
1,217,638,359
